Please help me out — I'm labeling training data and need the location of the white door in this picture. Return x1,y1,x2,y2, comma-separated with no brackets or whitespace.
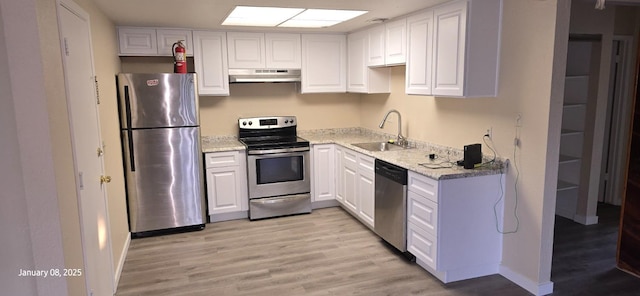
58,1,114,295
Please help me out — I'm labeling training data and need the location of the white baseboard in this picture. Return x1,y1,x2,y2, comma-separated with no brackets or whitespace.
113,233,131,292
573,214,599,225
499,265,554,296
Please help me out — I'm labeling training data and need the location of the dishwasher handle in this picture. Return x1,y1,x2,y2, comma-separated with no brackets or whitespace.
375,159,408,185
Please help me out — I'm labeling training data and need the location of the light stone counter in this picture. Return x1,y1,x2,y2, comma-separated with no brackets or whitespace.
300,128,505,180
201,136,245,153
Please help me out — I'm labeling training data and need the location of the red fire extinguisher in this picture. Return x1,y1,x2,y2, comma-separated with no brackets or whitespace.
172,40,187,73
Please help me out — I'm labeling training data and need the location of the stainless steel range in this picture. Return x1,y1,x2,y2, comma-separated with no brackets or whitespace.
238,116,311,220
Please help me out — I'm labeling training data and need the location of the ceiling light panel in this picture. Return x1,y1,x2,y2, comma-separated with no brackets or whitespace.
222,6,304,27
222,6,368,28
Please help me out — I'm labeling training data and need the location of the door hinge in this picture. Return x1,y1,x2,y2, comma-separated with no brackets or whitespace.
94,76,100,104
63,38,70,56
78,171,84,190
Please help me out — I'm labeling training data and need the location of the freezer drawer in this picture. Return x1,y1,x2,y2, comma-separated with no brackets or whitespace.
122,127,205,233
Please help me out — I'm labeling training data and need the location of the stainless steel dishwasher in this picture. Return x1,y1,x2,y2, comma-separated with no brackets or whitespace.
374,159,408,252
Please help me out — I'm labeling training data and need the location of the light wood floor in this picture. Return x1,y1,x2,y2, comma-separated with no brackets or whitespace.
115,207,530,296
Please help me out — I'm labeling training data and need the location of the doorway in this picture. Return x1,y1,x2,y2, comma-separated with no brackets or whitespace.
57,0,114,295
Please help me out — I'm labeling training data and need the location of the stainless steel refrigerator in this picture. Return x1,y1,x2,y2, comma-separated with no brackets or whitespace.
117,73,205,235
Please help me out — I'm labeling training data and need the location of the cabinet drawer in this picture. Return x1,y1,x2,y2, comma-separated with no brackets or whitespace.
408,171,438,203
408,191,437,236
204,151,244,168
407,222,437,270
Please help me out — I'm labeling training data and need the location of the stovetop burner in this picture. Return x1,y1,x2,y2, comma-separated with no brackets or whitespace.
237,116,309,150
240,136,309,150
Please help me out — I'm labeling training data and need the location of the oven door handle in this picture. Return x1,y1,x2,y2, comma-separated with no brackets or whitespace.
247,147,310,155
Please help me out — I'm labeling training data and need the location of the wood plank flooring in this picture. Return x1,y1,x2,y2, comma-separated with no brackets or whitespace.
115,207,529,296
551,203,640,295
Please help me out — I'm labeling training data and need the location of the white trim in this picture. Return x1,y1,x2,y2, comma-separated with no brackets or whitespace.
113,233,130,291
500,265,554,296
573,214,599,225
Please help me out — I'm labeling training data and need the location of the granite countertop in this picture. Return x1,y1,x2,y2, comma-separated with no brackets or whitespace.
201,136,245,153
200,128,505,180
299,128,505,180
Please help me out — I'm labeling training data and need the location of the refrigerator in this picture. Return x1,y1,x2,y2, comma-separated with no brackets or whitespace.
117,73,205,235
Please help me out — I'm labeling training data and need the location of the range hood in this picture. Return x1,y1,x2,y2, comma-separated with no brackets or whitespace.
229,69,301,83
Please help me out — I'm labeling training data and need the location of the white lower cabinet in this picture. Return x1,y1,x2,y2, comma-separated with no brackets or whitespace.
337,147,375,229
407,171,504,283
311,144,336,205
204,151,248,222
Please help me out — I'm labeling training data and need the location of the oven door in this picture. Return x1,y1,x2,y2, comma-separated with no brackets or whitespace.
247,148,310,199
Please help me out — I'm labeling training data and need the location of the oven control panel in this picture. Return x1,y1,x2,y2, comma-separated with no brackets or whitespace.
238,116,297,129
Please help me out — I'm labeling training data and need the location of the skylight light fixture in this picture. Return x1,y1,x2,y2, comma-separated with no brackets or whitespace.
222,6,368,28
280,9,368,28
222,6,304,27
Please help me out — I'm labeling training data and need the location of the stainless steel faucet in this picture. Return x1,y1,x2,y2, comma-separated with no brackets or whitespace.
379,109,407,147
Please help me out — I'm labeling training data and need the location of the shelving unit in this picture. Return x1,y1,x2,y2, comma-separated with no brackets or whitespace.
556,37,598,222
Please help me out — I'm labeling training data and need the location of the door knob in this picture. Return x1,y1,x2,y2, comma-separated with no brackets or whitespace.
100,175,112,185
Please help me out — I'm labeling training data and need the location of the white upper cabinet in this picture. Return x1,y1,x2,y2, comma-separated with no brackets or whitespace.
367,25,386,67
227,32,301,69
432,0,501,97
227,32,265,68
406,10,434,95
347,30,390,94
406,0,501,97
118,27,193,57
368,18,407,67
157,29,193,56
192,31,229,96
265,33,301,69
385,18,407,65
301,34,347,93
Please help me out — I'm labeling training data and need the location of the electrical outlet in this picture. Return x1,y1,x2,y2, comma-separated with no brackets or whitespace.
486,127,492,139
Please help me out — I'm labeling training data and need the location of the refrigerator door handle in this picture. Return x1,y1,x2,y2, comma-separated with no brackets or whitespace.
124,85,136,171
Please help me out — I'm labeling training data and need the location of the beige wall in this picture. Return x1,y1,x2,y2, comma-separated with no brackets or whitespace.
360,0,565,290
73,0,129,282
200,84,361,135
1,0,73,294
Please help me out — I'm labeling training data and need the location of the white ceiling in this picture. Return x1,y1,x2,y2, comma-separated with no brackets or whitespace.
92,0,450,33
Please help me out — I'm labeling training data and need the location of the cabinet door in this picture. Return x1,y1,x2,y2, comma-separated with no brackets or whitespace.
405,10,434,95
408,223,437,269
227,32,265,69
385,18,407,65
357,155,375,228
312,145,335,202
157,29,193,56
193,31,229,96
408,191,438,236
347,31,368,93
432,1,467,97
206,166,244,215
342,149,358,212
368,25,385,67
118,27,157,56
335,146,345,204
301,34,347,93
266,33,301,69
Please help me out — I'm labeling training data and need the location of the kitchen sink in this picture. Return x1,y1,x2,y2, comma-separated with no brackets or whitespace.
351,142,409,152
